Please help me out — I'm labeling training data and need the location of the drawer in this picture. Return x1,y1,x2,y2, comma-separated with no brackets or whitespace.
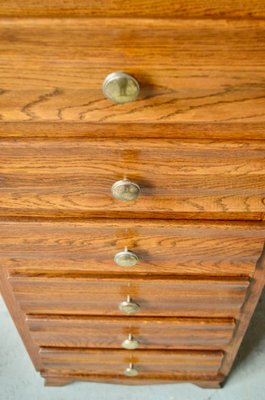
2,220,265,277
39,348,224,379
1,1,264,18
9,275,249,318
1,139,264,219
27,315,235,350
1,18,265,139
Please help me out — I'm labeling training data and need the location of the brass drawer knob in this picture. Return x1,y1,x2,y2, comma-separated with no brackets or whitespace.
114,247,139,267
124,363,139,377
122,334,139,350
119,296,140,314
103,72,140,104
111,179,140,201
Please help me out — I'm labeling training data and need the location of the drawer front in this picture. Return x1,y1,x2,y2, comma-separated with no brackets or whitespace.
2,220,265,277
1,1,264,18
9,276,249,317
40,348,224,378
27,315,235,350
1,19,265,140
1,139,264,218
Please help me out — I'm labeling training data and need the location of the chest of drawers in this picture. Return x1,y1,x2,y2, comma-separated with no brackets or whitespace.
0,1,265,389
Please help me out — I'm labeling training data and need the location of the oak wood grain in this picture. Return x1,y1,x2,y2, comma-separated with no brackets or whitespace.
39,348,224,377
0,4,264,390
1,219,264,277
0,1,265,18
0,19,265,137
0,139,264,218
1,122,265,141
27,315,235,350
8,275,249,318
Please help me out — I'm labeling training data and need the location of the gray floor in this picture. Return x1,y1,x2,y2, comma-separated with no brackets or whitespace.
0,290,265,400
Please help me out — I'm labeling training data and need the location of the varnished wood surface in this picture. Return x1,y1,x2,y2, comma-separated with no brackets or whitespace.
2,122,265,141
0,139,264,218
0,1,265,18
2,219,265,277
27,315,235,350
0,4,264,390
42,373,224,387
39,348,224,377
9,275,249,318
41,375,225,388
0,19,265,136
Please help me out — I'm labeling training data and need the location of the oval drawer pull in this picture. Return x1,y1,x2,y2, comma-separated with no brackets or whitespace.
119,296,140,314
114,247,139,267
111,179,140,201
124,363,139,377
103,72,140,104
122,334,139,350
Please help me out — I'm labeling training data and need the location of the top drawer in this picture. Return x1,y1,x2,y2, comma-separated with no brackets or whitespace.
1,18,265,139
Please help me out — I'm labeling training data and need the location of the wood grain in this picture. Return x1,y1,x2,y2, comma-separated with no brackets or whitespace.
1,122,265,141
0,4,264,390
0,139,264,218
1,1,265,18
0,19,265,137
39,348,224,378
27,315,235,350
1,219,265,277
8,275,249,318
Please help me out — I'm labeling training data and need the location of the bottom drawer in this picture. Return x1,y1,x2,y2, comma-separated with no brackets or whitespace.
40,348,224,380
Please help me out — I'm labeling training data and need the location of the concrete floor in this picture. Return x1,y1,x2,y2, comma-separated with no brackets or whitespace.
0,290,264,400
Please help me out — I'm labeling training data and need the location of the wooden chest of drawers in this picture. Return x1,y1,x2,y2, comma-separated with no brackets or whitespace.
0,0,265,389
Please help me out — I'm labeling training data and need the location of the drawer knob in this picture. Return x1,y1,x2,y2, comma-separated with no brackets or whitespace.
103,72,140,104
122,334,139,350
124,363,139,377
119,296,140,314
114,247,139,267
111,179,140,202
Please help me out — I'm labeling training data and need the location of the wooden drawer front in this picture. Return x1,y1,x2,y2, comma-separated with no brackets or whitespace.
27,315,235,350
2,220,264,278
1,1,264,18
40,348,224,378
1,139,264,218
1,18,265,140
9,276,249,318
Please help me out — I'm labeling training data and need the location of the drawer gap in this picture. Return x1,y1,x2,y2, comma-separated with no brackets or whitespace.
7,271,251,282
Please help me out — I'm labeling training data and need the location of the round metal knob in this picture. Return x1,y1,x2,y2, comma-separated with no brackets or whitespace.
124,363,139,377
122,334,139,350
119,296,140,314
111,179,140,202
114,248,139,267
103,72,140,104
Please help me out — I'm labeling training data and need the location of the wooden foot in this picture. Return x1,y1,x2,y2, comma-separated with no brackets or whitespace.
44,376,74,387
42,375,225,388
195,381,223,389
